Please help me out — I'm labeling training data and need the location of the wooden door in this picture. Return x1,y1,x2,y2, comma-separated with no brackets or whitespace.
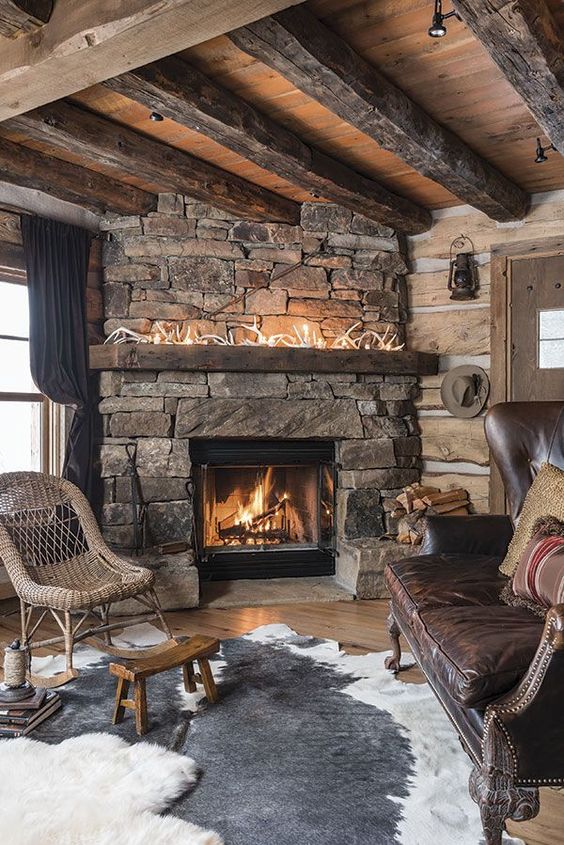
511,255,564,400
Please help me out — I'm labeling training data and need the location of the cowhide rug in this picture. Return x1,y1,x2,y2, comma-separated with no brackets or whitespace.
3,624,525,845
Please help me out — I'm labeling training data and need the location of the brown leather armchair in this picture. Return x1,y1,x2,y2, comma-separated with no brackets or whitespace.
384,402,564,845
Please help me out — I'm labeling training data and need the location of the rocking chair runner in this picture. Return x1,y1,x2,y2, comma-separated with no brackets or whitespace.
0,472,174,688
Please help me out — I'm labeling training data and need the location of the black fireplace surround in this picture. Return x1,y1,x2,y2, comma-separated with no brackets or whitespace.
189,440,336,580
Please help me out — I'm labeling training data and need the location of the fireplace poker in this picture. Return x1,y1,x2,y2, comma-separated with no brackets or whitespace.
125,443,147,556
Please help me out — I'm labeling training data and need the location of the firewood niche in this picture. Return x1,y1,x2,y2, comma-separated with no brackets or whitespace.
393,483,471,545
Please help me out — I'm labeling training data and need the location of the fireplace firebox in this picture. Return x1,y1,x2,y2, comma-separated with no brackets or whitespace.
189,440,336,580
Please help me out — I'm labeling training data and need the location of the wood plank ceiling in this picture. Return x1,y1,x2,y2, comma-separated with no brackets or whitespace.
0,0,562,230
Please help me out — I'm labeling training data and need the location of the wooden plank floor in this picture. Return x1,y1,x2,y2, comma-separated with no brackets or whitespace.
0,597,561,844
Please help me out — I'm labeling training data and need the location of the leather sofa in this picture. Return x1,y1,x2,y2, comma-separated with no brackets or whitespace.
384,402,564,845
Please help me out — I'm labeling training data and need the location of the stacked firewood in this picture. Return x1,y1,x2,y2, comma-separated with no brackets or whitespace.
393,483,471,545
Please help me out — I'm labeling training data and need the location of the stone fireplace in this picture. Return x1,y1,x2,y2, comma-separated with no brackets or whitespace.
92,195,436,609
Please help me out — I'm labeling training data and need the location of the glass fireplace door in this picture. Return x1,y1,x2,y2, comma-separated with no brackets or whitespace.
190,440,336,580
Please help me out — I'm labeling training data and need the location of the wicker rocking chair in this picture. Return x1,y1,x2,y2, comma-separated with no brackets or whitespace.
0,472,175,688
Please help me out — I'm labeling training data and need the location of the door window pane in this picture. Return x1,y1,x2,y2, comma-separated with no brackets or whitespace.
539,309,564,369
0,280,28,337
0,401,42,472
0,338,36,392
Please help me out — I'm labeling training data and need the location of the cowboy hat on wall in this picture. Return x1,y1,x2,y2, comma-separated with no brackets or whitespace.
440,365,490,418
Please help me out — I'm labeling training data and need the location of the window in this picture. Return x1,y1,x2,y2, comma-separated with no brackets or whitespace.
538,308,564,369
0,278,51,473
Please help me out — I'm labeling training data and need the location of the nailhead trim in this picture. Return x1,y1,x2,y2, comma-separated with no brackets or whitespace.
480,619,564,786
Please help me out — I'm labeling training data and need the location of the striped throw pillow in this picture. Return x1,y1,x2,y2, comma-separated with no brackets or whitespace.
502,517,564,617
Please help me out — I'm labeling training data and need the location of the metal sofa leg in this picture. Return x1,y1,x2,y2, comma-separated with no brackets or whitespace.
384,605,402,673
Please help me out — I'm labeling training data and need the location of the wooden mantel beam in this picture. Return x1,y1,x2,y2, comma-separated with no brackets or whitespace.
0,0,303,122
105,58,432,234
0,135,155,215
230,7,530,223
452,0,564,152
4,102,300,224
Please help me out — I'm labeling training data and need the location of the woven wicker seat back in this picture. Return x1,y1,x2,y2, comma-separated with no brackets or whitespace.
0,472,172,688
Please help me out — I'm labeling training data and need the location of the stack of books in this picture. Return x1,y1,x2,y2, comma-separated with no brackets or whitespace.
0,688,61,737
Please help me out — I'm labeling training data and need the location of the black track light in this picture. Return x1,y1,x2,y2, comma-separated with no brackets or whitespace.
150,111,164,122
428,0,461,37
534,137,556,164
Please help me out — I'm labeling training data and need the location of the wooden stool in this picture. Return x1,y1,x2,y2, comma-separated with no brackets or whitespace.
109,635,220,735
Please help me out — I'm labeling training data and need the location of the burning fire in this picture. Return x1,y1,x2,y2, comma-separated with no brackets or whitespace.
105,317,404,351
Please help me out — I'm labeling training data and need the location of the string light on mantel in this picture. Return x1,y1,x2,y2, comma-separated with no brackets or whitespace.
104,317,404,352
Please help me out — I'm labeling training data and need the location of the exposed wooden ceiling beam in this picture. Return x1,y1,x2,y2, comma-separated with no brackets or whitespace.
229,7,530,222
0,135,155,215
0,0,303,122
4,101,300,223
104,57,432,235
0,0,52,38
452,0,564,152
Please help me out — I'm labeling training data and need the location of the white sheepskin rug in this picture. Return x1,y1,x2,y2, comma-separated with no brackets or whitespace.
0,732,223,845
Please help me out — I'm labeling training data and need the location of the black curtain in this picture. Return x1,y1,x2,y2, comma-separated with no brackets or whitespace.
21,215,93,497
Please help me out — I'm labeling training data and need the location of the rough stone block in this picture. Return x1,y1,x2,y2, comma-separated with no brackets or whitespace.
136,438,191,477
246,247,301,264
287,380,332,399
287,299,362,319
98,371,123,397
102,503,133,525
104,263,163,285
337,489,385,540
246,288,287,315
122,381,209,398
169,255,234,292
109,412,171,438
350,214,394,238
336,539,418,598
339,439,395,469
331,269,384,290
229,221,302,244
176,398,363,439
98,396,163,414
103,283,130,318
363,417,408,438
270,265,327,290
379,382,418,400
146,500,192,546
208,372,287,398
113,550,199,614
157,193,184,215
157,371,207,384
235,269,270,288
104,318,152,337
328,232,398,252
98,444,131,477
331,384,380,400
143,217,196,237
100,215,141,232
300,203,351,233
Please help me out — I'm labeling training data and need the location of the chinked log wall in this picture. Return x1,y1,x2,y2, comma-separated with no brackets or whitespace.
406,190,564,512
0,208,103,341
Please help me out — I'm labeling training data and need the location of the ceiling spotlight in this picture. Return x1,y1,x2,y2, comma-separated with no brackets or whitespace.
428,0,461,37
534,137,556,163
150,111,164,122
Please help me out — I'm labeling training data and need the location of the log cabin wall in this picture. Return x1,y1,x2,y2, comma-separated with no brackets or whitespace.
405,190,564,513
